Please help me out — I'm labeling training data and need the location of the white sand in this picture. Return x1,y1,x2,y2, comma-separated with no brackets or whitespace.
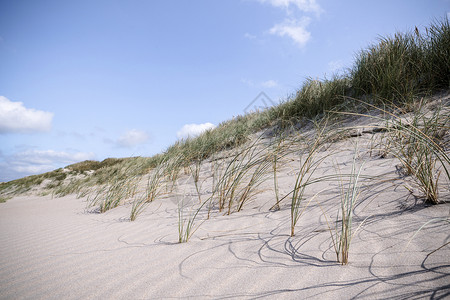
1,117,449,299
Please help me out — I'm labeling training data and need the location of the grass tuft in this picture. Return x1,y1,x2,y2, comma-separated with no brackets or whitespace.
351,17,450,103
335,146,365,265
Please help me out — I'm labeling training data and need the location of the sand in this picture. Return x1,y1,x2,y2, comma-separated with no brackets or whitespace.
1,115,449,299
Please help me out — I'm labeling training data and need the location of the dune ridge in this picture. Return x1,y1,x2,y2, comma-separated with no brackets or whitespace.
1,101,449,299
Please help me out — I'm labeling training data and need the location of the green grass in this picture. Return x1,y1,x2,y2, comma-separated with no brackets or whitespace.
87,175,139,213
373,101,448,204
314,142,370,265
0,168,67,196
391,105,447,203
177,194,209,243
66,158,125,174
85,160,147,213
351,18,450,103
334,146,365,265
210,133,272,215
188,158,204,204
339,97,449,204
2,17,449,203
0,18,447,262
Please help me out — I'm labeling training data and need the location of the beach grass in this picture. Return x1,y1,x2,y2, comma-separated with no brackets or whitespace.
2,18,449,202
341,98,449,204
188,158,204,204
351,18,450,103
269,130,298,211
290,122,329,236
405,216,450,255
177,190,210,243
0,19,448,284
335,146,365,265
390,104,448,203
1,17,448,254
210,133,273,215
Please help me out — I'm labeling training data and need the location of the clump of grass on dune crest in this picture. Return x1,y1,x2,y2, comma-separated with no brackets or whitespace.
66,158,126,174
427,18,450,88
351,31,425,101
351,17,450,103
0,168,69,196
0,157,152,199
163,115,260,166
274,76,351,123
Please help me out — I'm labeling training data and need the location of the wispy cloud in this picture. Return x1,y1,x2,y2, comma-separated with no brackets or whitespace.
241,78,279,88
256,0,321,48
261,79,279,88
117,129,150,148
177,123,216,140
244,32,257,40
258,0,322,16
13,150,94,165
0,96,53,134
0,149,95,182
269,17,311,48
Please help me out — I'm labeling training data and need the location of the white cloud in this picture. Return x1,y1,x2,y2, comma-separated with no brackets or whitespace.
269,17,311,48
11,164,54,175
13,150,94,165
257,0,321,49
117,129,150,147
258,0,322,15
177,123,216,140
261,80,279,88
0,96,53,134
242,78,279,88
0,149,96,182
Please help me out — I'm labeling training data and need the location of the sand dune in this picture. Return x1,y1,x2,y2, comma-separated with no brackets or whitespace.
1,133,449,299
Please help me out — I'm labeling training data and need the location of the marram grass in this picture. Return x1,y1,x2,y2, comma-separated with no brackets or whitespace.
2,18,449,200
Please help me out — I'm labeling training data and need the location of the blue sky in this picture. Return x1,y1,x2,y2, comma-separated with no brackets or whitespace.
0,0,449,181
